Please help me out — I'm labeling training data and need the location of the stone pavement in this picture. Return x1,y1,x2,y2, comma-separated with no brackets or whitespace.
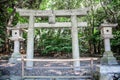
0,58,99,80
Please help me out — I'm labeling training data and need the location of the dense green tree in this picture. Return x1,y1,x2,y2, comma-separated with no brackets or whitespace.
0,0,42,53
0,0,120,56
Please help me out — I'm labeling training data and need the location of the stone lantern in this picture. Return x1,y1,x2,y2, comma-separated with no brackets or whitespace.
9,28,24,63
100,22,118,65
100,24,113,39
100,22,117,52
12,29,20,38
99,22,120,80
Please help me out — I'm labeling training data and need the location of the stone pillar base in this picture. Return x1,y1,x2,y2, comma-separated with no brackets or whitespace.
99,65,120,80
9,52,21,64
73,61,80,71
99,51,119,80
101,51,118,65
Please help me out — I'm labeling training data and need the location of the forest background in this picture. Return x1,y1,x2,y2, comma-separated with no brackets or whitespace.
0,0,120,58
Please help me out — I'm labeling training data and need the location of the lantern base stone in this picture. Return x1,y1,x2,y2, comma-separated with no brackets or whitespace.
9,52,21,63
100,51,118,65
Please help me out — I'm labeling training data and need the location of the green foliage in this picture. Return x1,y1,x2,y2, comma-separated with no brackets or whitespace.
112,30,120,46
0,0,120,55
35,29,72,55
7,8,13,13
46,0,83,9
0,39,4,47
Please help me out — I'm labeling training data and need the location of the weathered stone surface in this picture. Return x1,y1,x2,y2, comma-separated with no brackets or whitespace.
9,40,21,63
100,73,113,80
16,8,88,16
71,15,80,70
9,52,21,63
100,65,120,73
0,75,10,80
96,65,120,80
15,22,87,28
100,51,118,65
10,75,21,80
49,14,55,24
26,15,34,68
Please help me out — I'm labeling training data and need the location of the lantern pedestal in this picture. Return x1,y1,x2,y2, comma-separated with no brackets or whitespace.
9,37,24,64
100,51,118,65
9,52,21,63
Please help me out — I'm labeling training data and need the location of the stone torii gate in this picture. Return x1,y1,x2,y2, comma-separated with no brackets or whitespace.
16,8,88,70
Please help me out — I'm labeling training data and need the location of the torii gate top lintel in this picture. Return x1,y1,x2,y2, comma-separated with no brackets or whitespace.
16,8,89,17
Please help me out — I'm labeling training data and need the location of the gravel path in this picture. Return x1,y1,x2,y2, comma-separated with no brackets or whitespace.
0,58,99,80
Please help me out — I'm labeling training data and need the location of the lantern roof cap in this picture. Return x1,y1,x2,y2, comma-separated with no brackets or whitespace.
99,21,118,29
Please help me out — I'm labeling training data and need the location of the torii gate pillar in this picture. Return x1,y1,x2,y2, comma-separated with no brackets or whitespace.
71,15,80,70
26,15,35,68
